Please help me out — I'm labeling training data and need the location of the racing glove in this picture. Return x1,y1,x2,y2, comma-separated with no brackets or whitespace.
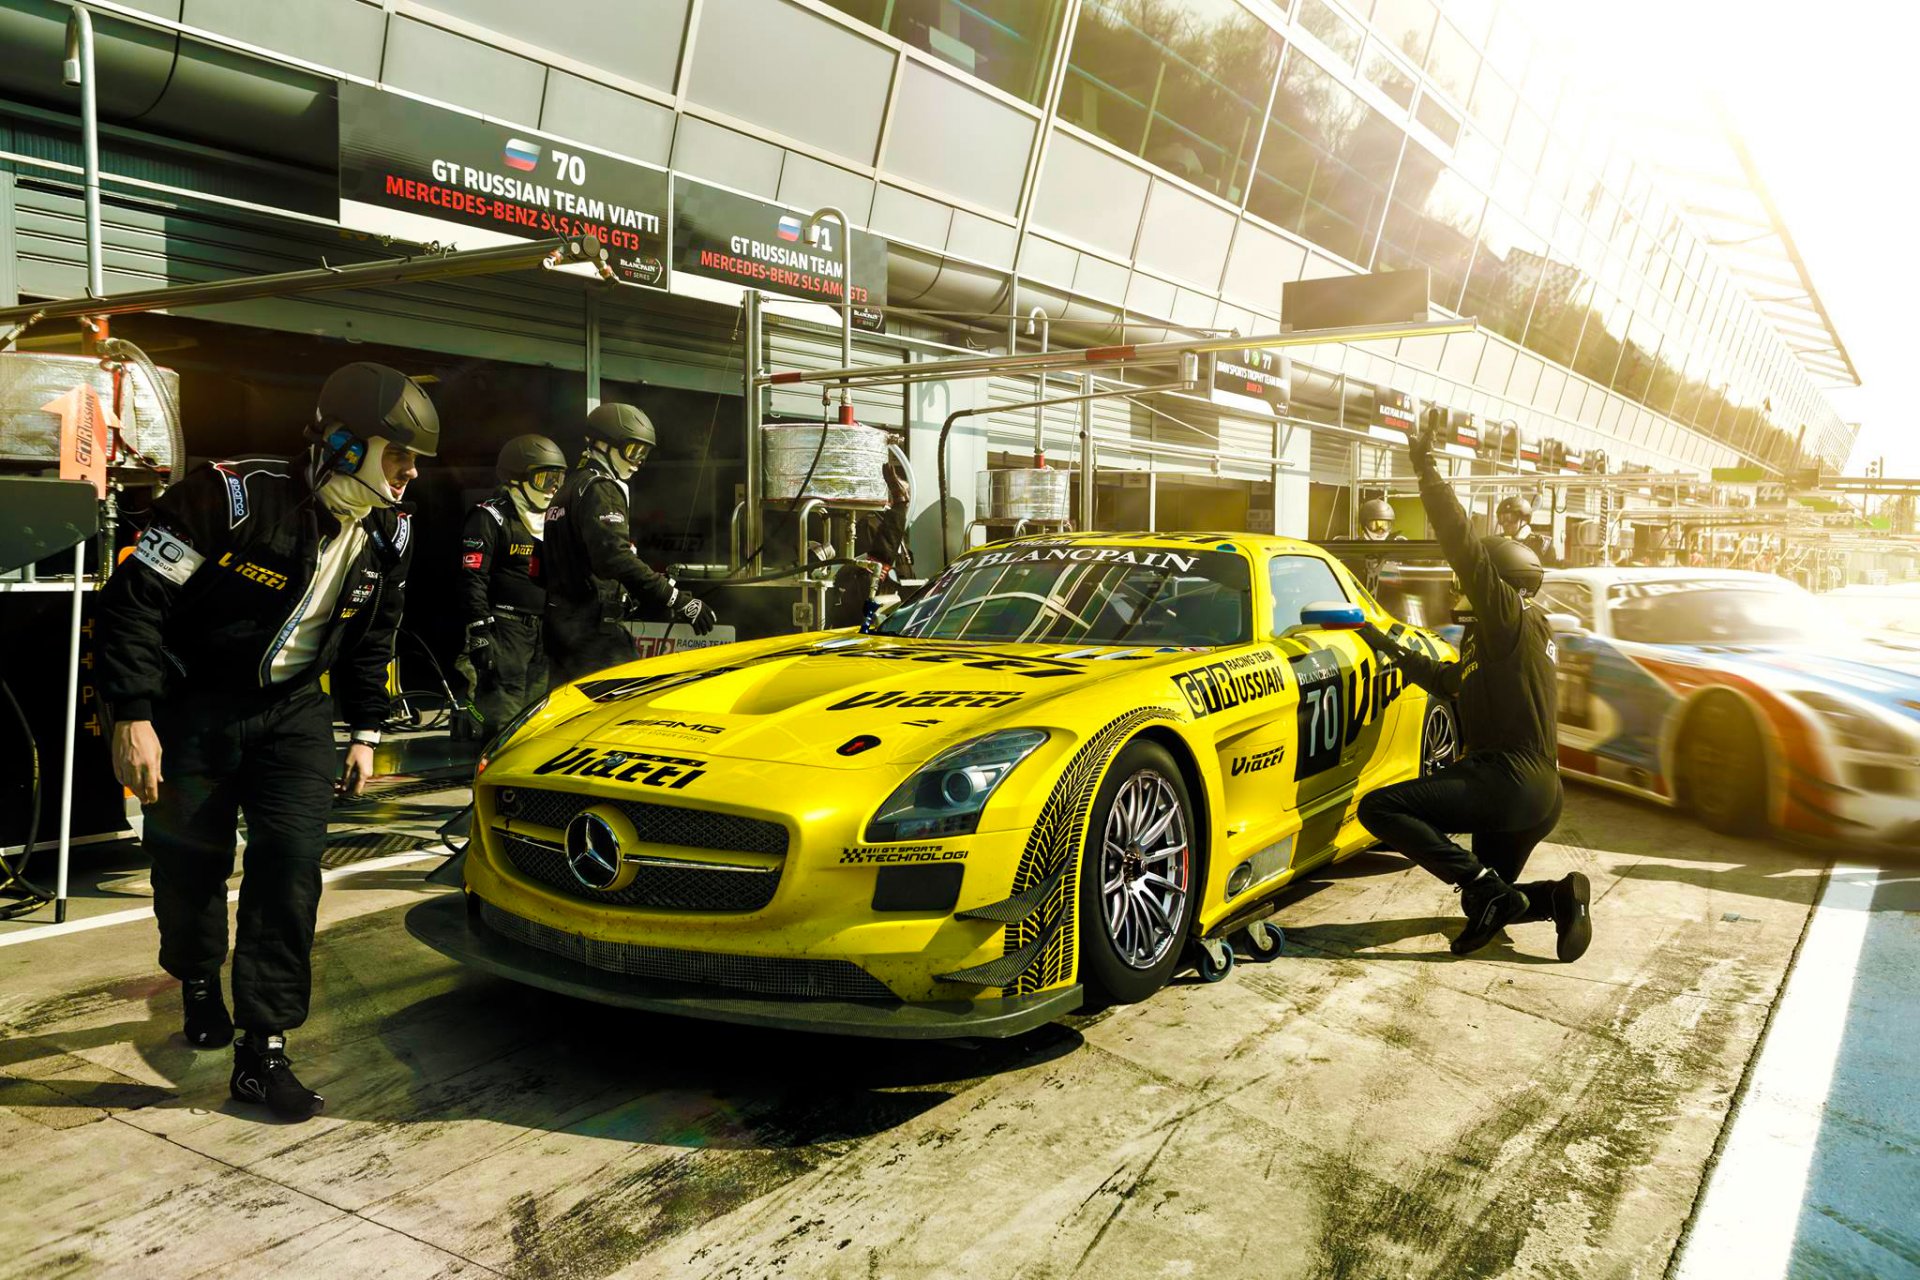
668,588,717,636
463,619,497,679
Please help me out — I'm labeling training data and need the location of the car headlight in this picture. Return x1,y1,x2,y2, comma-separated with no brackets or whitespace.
865,729,1048,843
1789,690,1907,755
477,695,549,775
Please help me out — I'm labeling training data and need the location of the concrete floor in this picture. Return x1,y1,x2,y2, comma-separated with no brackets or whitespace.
0,782,1845,1279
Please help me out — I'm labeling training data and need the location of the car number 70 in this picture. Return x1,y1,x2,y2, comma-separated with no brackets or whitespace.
1294,653,1345,780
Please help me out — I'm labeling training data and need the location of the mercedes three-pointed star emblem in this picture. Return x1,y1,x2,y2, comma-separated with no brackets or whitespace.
564,811,623,891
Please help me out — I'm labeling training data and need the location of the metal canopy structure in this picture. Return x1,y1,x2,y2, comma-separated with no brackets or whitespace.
1651,115,1859,392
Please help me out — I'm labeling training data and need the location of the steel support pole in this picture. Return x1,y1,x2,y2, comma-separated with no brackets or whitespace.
584,290,602,412
54,543,82,923
1078,372,1096,531
63,5,102,301
805,206,854,412
742,289,764,574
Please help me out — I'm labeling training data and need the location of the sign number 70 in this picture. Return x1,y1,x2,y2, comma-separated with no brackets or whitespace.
551,149,587,185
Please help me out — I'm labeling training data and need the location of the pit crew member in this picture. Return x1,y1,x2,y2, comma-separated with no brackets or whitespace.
1497,493,1556,567
98,361,436,1120
543,403,716,685
1354,415,1590,961
457,433,564,734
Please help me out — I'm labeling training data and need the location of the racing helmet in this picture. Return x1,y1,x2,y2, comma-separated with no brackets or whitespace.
1482,535,1543,595
496,433,568,495
314,362,440,458
585,402,656,467
1497,493,1534,526
1358,497,1395,538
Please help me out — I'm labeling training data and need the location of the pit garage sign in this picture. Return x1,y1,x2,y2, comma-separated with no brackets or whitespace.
338,84,669,288
673,180,888,328
1209,348,1291,417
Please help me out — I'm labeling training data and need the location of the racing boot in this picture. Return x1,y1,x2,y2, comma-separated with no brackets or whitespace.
1549,873,1592,963
230,1033,325,1121
181,975,233,1048
1451,871,1530,956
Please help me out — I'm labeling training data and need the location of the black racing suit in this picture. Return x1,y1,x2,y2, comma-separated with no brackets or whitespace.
1357,451,1563,912
457,491,548,732
1359,529,1407,596
97,455,412,1032
542,455,674,685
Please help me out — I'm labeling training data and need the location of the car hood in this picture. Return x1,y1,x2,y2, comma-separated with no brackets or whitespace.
1666,642,1920,720
521,634,1213,770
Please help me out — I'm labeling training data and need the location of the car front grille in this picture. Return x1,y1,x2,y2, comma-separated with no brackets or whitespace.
499,833,782,912
493,786,789,857
478,899,896,1000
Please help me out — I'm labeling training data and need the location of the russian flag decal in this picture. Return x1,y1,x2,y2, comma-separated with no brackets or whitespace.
503,138,540,171
776,215,802,242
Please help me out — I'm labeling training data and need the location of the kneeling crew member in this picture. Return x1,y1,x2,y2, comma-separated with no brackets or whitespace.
99,361,437,1119
1355,419,1590,960
544,403,715,685
459,434,565,732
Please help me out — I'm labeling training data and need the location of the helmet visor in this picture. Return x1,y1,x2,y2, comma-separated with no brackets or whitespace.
526,466,566,496
617,440,652,467
1364,519,1390,538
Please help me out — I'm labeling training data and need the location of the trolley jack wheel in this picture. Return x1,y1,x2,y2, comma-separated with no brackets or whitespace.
1192,937,1235,983
1236,920,1284,960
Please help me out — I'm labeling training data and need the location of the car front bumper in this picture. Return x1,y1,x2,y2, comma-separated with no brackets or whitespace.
406,891,1083,1040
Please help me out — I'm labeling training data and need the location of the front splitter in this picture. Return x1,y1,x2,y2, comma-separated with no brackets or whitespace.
405,892,1083,1040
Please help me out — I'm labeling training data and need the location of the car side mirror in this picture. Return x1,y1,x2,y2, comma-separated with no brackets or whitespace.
1301,601,1366,630
1546,611,1586,636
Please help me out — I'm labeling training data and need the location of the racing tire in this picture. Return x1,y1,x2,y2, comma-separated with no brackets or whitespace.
1077,739,1199,1005
1678,694,1768,836
1421,698,1460,777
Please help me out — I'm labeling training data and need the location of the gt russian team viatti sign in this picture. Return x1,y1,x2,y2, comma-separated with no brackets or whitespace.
338,84,670,289
672,179,889,329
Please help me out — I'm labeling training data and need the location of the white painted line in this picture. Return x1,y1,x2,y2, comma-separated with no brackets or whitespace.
1671,865,1878,1280
0,847,452,949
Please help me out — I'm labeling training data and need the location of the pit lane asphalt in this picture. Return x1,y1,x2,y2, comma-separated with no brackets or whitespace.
0,779,1890,1279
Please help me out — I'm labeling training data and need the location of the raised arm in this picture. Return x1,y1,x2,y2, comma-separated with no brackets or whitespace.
1410,421,1522,648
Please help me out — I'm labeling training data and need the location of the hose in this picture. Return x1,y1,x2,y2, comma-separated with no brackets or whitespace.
0,677,53,911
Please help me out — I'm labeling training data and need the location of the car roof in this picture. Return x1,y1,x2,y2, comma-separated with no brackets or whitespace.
981,530,1326,558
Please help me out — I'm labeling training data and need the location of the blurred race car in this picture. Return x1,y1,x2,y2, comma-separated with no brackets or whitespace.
1536,568,1920,844
409,531,1458,1038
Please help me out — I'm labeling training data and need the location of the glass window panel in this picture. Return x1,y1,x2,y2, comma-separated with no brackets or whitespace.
1363,43,1416,108
1613,312,1661,402
1522,246,1593,367
1573,289,1627,386
1493,158,1531,212
1461,203,1545,342
1297,0,1362,65
1483,8,1530,80
1370,0,1437,62
1505,108,1546,174
1424,17,1478,101
1062,0,1285,202
1250,46,1403,264
1374,142,1484,310
1413,92,1460,146
1443,0,1494,44
1453,125,1498,185
1468,68,1515,142
818,0,1065,103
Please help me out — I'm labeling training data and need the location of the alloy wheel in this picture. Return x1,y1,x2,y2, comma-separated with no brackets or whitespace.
1422,704,1459,775
1098,770,1192,969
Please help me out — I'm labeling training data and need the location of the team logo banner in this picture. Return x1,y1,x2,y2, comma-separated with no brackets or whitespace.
338,84,669,289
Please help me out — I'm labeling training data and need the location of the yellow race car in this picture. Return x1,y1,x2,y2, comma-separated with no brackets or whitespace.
408,532,1458,1038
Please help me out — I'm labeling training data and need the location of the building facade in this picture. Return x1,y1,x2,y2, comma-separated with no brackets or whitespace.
0,0,1853,560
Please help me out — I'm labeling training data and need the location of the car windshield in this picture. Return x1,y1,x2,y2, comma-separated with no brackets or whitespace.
879,544,1253,647
1606,580,1821,645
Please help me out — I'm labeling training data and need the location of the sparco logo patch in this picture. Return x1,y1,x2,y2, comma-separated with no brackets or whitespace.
1172,650,1284,719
